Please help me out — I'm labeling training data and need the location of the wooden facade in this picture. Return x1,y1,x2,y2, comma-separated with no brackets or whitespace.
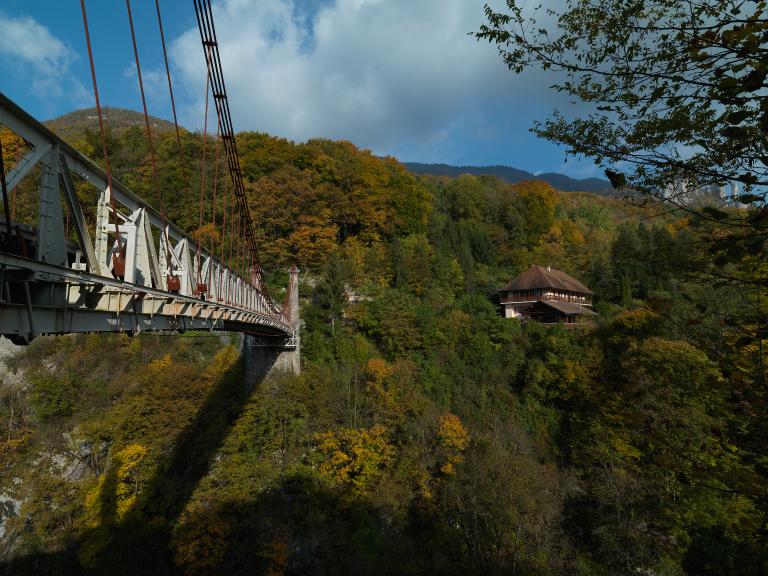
500,265,596,324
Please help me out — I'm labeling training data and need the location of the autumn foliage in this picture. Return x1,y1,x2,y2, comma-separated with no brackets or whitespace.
0,113,766,576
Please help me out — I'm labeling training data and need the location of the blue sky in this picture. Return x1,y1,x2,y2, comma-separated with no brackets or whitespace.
0,0,601,179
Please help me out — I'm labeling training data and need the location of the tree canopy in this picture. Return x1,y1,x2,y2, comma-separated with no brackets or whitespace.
2,95,768,574
477,0,768,200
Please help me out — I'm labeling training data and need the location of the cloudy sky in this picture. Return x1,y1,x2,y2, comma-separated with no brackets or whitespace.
0,0,599,178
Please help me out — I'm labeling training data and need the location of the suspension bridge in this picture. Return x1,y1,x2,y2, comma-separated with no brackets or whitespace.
0,0,299,370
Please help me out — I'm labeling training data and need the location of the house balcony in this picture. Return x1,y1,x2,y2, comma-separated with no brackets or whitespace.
500,293,592,306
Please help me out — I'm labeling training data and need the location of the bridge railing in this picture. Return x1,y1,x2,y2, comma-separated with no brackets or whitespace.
0,91,293,342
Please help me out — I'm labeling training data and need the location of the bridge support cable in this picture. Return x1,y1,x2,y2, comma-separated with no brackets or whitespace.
125,0,162,212
0,138,13,243
192,0,282,317
227,182,236,304
238,215,245,292
125,0,176,291
194,74,212,297
196,5,234,302
154,0,182,169
79,0,125,278
198,75,210,238
219,157,228,303
153,0,197,260
209,128,221,293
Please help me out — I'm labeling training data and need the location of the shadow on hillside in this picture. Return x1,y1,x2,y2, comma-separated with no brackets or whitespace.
3,469,461,576
0,339,527,576
0,344,284,576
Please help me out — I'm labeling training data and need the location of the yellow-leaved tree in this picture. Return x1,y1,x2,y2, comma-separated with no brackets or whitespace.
315,425,394,496
437,413,470,475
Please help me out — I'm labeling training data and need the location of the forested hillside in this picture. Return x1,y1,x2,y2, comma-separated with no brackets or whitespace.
0,121,765,575
45,108,176,144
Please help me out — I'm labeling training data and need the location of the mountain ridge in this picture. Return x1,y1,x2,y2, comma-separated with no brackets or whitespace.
45,108,613,194
45,107,177,143
403,162,613,193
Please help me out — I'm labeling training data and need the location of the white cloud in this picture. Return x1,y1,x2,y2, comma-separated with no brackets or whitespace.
122,62,171,113
169,0,525,156
0,13,77,99
556,158,603,179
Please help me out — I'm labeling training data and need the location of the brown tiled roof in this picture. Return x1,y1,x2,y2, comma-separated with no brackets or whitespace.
534,300,598,316
501,265,593,295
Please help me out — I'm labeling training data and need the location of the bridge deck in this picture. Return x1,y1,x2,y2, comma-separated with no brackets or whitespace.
0,91,295,345
0,252,294,345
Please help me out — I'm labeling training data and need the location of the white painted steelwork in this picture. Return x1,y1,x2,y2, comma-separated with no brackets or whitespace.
0,92,294,344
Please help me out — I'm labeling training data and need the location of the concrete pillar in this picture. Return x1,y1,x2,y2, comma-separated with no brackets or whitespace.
241,337,283,388
240,265,300,384
279,264,301,374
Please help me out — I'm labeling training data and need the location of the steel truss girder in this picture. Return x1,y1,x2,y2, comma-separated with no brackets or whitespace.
0,304,295,341
0,252,294,341
0,91,293,341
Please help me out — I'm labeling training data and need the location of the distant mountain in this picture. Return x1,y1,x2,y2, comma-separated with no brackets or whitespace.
43,110,612,194
46,107,177,144
403,162,613,194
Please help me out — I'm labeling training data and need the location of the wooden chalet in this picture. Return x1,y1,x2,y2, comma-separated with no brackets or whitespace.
500,265,597,325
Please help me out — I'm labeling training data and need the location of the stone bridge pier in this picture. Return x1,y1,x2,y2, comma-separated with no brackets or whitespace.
241,265,300,384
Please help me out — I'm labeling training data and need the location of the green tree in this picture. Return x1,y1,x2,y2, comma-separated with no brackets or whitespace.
477,0,768,200
314,255,351,331
477,1,768,340
506,180,557,249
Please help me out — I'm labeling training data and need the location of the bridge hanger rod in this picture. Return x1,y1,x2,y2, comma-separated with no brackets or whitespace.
79,0,123,263
209,122,221,292
154,0,194,228
193,0,279,314
195,73,210,292
125,0,161,211
125,0,176,285
0,139,12,239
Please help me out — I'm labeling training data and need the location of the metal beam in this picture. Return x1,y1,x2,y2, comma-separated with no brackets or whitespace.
59,155,99,274
0,90,292,343
0,252,291,333
0,304,294,341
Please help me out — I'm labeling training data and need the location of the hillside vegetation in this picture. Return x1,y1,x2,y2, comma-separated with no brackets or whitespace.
45,107,177,144
0,121,765,575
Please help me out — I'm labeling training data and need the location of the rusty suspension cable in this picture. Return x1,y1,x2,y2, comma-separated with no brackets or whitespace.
125,0,161,210
125,0,176,286
219,150,227,302
193,0,278,313
209,125,221,292
227,181,235,303
154,0,195,230
194,74,210,289
0,139,12,239
198,75,209,234
80,0,122,250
